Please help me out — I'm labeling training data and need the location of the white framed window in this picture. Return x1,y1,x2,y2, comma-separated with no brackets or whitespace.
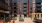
24,8,27,10
20,8,23,11
37,4,41,6
33,8,35,10
33,4,35,7
32,0,35,3
24,12,27,14
41,7,42,11
41,3,42,5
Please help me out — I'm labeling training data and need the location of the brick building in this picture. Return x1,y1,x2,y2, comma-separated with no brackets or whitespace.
11,0,32,17
0,0,32,21
0,0,42,22
32,0,42,19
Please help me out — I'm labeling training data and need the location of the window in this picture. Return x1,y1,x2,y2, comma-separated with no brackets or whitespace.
14,14,17,17
24,7,27,8
14,3,17,4
37,3,41,4
35,15,36,18
24,7,27,11
14,7,17,9
5,13,9,17
41,14,42,17
36,3,41,13
24,3,27,10
41,6,42,11
36,7,41,13
36,3,41,6
37,4,41,6
14,11,17,13
37,7,41,10
24,7,27,14
24,14,27,17
38,14,39,18
24,3,27,7
24,8,27,10
14,3,17,6
33,4,35,7
24,12,27,14
20,8,22,10
41,3,42,5
30,8,32,10
0,13,4,20
14,11,17,14
5,13,10,22
24,10,27,12
24,3,27,5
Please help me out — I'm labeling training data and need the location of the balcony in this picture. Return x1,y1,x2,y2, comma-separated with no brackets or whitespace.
32,13,42,19
14,3,17,6
24,8,27,10
19,8,23,11
36,0,41,3
36,4,41,6
24,12,27,14
24,5,27,7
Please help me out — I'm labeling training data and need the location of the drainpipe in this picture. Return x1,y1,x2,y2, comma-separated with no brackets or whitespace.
28,0,30,17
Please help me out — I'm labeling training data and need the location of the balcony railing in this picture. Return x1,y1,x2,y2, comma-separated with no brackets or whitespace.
32,13,42,19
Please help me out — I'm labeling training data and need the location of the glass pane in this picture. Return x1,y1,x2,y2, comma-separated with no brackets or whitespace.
24,12,27,14
20,8,23,11
24,8,27,10
24,14,27,17
24,3,27,5
37,8,41,10
14,3,17,6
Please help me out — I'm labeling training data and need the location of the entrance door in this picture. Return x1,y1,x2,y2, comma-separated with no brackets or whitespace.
24,14,27,17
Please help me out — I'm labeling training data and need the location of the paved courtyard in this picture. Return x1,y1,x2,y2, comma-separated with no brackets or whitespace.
14,17,34,23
